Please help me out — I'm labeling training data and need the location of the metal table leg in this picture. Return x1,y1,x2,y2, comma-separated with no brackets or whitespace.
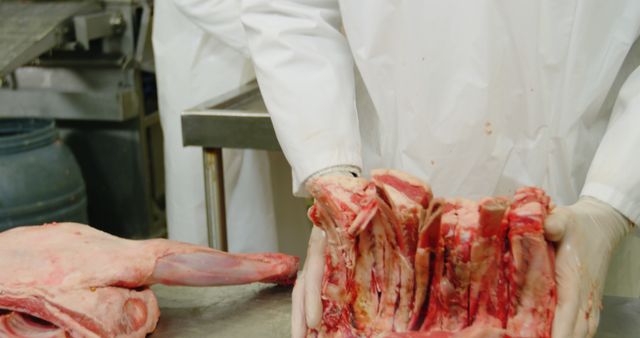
202,148,228,251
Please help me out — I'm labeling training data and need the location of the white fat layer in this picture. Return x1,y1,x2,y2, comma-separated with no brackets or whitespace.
514,202,543,217
382,184,418,210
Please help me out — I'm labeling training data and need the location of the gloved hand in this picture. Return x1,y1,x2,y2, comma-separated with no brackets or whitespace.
291,168,359,338
545,196,634,338
291,225,326,338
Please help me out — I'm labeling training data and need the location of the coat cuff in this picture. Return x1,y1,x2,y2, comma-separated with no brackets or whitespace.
581,182,640,226
291,150,362,198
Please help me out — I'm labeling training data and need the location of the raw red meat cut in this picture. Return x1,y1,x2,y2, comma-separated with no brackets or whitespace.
307,170,557,338
306,176,378,337
421,201,459,332
352,224,379,334
372,169,432,260
0,222,299,338
369,201,402,334
409,199,443,330
422,199,479,332
308,171,433,337
372,169,433,332
506,188,556,338
468,198,509,328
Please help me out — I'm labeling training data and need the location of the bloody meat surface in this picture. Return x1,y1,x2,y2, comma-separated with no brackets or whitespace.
421,199,481,332
468,198,509,328
372,169,433,332
306,176,379,337
307,170,556,338
506,188,556,338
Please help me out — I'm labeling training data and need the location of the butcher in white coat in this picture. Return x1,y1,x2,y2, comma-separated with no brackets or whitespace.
152,0,278,253
240,1,640,337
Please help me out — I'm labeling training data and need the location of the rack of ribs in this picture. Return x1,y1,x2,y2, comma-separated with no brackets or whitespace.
306,170,556,338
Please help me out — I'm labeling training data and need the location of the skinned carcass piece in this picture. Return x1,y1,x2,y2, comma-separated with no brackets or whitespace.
0,222,299,338
0,311,67,338
309,170,557,338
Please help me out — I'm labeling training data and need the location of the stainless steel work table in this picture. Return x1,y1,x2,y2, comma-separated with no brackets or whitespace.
181,82,279,250
151,284,290,338
150,284,638,338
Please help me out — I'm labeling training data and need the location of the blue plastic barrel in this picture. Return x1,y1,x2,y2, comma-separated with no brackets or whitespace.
0,119,88,231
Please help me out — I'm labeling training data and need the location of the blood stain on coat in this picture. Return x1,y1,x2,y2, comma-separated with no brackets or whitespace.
484,122,493,135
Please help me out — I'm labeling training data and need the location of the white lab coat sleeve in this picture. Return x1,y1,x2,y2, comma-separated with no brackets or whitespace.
581,66,640,225
241,0,362,196
172,0,249,55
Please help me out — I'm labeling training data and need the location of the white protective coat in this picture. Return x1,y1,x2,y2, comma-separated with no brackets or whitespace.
241,1,640,294
152,0,278,253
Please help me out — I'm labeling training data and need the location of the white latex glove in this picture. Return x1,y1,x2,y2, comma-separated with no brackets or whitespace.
292,225,326,338
545,196,634,338
292,168,358,338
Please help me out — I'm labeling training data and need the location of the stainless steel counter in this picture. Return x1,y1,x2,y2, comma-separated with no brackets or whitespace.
181,82,280,151
597,295,640,338
180,82,279,250
151,284,291,338
151,284,639,338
